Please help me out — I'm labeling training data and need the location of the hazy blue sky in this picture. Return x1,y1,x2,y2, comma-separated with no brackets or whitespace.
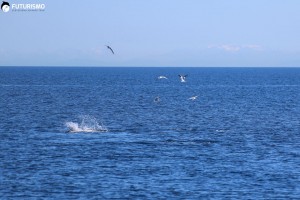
1,0,300,67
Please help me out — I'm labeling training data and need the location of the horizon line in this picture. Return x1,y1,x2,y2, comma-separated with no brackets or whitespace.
1,66,300,68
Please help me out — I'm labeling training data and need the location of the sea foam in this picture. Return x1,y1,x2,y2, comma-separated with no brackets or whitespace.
65,115,108,133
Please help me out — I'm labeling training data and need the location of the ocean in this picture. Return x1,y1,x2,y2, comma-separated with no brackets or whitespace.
0,67,299,199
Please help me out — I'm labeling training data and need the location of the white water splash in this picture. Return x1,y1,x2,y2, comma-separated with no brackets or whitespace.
65,115,108,133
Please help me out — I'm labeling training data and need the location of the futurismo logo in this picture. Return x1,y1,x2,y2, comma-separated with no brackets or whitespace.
1,1,46,12
1,1,10,12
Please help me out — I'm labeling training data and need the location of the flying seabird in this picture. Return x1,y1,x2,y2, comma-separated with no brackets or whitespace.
105,45,114,54
158,76,168,79
154,96,160,103
178,74,187,82
188,96,198,100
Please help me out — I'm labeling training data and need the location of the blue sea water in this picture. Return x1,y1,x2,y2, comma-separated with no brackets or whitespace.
0,67,299,199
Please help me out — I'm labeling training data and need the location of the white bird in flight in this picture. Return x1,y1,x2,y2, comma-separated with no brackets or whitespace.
189,96,198,100
178,74,187,82
158,75,168,79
